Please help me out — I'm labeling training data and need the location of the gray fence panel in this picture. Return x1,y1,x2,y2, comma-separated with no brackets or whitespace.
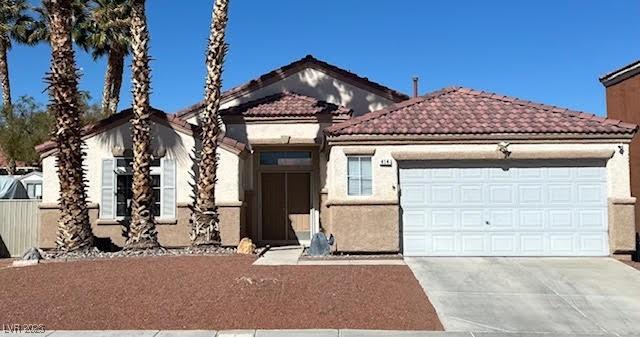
0,200,40,257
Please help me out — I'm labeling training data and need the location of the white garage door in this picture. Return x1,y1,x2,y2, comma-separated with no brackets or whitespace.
400,160,608,256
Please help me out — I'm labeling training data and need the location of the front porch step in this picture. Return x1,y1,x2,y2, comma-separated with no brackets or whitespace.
252,246,303,265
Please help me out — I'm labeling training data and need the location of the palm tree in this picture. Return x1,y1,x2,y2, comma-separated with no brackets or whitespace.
44,0,94,252
124,0,158,250
26,0,91,47
190,0,230,246
28,0,132,116
0,0,33,111
85,0,131,115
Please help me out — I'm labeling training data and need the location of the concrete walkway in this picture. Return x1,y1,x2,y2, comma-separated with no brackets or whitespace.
27,330,640,336
252,246,405,265
252,246,303,265
406,257,640,336
297,259,405,265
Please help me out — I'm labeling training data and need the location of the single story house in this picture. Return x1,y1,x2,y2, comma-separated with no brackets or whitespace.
37,55,638,256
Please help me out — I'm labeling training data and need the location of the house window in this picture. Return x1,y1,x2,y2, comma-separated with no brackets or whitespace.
260,151,312,166
115,158,161,217
26,183,42,199
347,156,372,196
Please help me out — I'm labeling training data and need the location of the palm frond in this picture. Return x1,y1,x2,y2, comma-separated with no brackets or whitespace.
0,0,34,48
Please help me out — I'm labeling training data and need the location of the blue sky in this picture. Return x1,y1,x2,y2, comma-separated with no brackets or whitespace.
10,0,640,115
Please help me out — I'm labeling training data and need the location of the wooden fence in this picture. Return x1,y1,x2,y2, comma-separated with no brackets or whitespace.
0,200,40,258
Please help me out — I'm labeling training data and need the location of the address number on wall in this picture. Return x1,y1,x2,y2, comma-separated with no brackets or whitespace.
380,159,392,167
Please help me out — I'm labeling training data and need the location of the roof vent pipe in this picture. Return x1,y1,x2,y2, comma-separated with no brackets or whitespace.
412,77,419,98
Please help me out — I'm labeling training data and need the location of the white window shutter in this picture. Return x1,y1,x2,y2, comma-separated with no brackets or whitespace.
100,159,115,219
161,158,176,218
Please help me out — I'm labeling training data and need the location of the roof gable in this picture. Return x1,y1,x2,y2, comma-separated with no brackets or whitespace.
176,55,408,120
326,87,637,140
18,171,42,181
220,91,352,121
36,109,248,158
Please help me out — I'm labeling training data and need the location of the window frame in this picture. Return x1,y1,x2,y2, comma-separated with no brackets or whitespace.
26,182,43,199
259,151,312,167
347,156,373,196
113,157,162,219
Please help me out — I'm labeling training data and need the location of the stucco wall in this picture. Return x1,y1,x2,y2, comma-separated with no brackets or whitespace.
606,76,640,233
41,155,60,204
225,122,330,145
39,204,244,248
186,68,395,125
41,121,243,207
324,142,634,253
327,143,631,202
39,119,246,248
330,204,399,252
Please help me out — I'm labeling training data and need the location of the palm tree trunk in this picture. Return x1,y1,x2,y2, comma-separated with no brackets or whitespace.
108,47,125,115
0,37,12,111
190,0,230,246
45,0,93,252
101,55,113,115
124,0,159,250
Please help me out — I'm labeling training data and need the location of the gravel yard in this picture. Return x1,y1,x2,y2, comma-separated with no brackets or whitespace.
0,258,14,268
0,255,442,330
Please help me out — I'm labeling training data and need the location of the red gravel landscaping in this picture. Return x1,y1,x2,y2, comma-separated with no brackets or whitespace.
0,258,14,269
0,255,443,330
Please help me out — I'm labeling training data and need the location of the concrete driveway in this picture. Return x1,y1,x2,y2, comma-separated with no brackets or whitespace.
406,257,640,336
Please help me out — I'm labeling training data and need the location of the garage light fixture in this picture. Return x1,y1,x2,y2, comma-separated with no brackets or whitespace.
497,141,511,158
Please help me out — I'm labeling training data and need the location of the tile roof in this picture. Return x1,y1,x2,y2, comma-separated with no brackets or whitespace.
36,108,248,157
219,91,352,119
325,87,637,139
175,54,409,119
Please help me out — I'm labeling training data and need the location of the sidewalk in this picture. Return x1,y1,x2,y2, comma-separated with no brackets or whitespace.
252,246,405,266
27,330,635,337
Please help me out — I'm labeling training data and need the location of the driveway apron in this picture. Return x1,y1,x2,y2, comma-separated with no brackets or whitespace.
405,257,640,335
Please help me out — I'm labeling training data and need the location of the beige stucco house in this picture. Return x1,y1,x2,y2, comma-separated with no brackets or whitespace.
37,55,638,256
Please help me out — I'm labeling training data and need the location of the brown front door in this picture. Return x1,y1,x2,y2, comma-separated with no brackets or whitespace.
261,172,310,242
261,172,286,241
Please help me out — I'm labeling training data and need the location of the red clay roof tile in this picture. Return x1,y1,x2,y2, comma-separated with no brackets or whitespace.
175,55,408,119
325,87,638,138
220,91,352,119
36,109,248,157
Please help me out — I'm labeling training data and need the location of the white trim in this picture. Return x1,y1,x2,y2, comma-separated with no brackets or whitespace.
160,158,176,219
600,60,640,86
347,155,373,196
100,158,116,219
160,159,165,218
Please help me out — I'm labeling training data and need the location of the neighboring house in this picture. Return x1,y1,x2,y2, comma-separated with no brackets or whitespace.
0,150,39,176
0,150,42,199
36,55,637,256
18,171,43,199
600,60,640,240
